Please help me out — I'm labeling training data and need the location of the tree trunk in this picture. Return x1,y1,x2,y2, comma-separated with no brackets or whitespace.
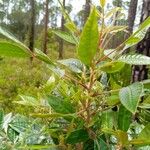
127,0,138,34
28,0,35,55
132,0,150,82
59,0,65,59
84,0,91,24
113,0,122,25
43,0,49,54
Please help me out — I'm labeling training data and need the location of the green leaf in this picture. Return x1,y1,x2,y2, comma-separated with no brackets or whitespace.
31,113,75,119
118,105,132,131
0,27,29,50
0,41,31,57
53,30,78,45
118,54,150,65
77,7,99,66
101,110,117,129
47,95,75,114
102,129,129,146
18,145,59,149
119,82,143,113
65,22,78,33
105,7,122,18
66,129,89,144
99,61,125,73
0,110,4,129
130,124,150,146
138,124,150,140
58,58,83,73
94,137,108,150
15,95,40,107
35,49,55,65
104,49,116,59
124,16,150,50
115,130,129,146
107,94,120,106
100,0,106,7
2,113,12,133
107,26,127,34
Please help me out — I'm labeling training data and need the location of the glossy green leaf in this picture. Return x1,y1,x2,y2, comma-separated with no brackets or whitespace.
47,95,75,114
66,129,89,144
0,41,31,57
77,7,99,66
118,105,132,131
118,54,150,65
35,49,55,65
100,61,125,73
58,58,83,73
53,30,77,45
124,16,150,50
119,82,143,113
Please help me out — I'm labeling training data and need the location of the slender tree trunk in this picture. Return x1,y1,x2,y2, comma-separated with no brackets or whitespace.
84,0,91,24
59,0,65,59
43,0,49,54
113,0,122,25
28,0,35,55
132,0,150,82
128,0,138,34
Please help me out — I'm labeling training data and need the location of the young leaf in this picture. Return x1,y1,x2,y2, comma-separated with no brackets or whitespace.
118,105,132,132
115,130,129,146
53,30,78,45
119,82,143,114
118,54,150,65
105,7,121,18
66,129,89,144
0,41,31,57
77,7,99,66
100,0,106,7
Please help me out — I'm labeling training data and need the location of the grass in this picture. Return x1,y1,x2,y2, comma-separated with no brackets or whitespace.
0,44,76,114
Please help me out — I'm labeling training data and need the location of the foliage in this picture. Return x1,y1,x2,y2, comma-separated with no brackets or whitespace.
0,2,150,150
